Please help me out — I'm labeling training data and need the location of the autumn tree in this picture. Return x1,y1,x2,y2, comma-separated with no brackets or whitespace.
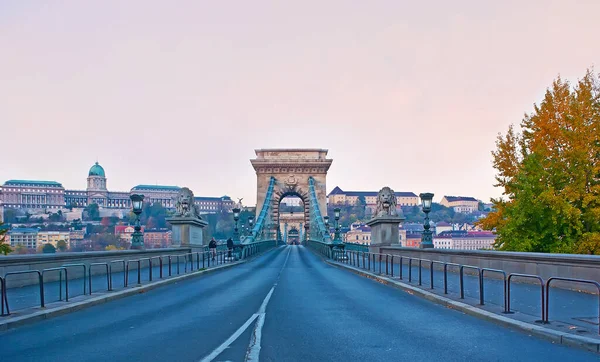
56,240,68,252
479,70,600,254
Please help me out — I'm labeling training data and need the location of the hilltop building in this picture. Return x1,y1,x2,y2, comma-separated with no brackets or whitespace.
440,196,479,213
1,162,234,214
433,230,496,250
328,186,419,214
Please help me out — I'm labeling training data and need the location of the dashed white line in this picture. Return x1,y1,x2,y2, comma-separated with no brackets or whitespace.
199,313,259,362
199,246,292,362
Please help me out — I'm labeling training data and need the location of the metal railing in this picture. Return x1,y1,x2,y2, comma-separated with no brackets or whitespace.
507,273,545,322
4,270,44,311
1,276,7,316
61,263,87,296
1,248,243,317
42,267,68,303
545,277,600,334
89,263,110,294
327,248,600,334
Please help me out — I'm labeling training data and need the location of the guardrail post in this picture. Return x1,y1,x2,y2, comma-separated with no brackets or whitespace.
443,264,448,294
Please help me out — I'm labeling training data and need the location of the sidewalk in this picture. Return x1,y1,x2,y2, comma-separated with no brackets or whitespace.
343,257,599,337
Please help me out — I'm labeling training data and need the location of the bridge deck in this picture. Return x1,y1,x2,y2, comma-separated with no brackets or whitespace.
0,246,597,361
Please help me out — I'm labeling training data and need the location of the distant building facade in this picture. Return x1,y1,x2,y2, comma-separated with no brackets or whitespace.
143,229,172,248
115,225,145,243
344,223,407,245
433,230,496,250
435,221,453,235
328,186,419,214
37,231,70,247
7,228,39,249
1,180,66,210
404,232,422,248
440,196,479,213
1,162,234,214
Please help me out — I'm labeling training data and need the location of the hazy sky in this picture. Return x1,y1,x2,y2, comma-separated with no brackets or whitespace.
1,1,599,205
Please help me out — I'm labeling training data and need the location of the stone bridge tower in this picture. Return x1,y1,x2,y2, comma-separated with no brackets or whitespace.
250,149,333,233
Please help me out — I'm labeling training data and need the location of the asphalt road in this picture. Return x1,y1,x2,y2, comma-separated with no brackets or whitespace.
0,245,597,361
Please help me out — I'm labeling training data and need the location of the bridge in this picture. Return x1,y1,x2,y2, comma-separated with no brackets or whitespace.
1,149,599,361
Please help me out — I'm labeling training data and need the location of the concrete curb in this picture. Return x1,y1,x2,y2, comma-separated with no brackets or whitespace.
325,259,600,354
0,260,244,332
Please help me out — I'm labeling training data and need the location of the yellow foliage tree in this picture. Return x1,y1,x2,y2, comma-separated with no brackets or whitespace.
478,70,600,254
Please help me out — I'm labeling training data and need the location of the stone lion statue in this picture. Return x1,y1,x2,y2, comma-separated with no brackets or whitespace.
375,186,398,217
175,187,200,218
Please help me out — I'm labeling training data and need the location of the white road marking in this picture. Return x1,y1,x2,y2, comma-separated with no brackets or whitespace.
245,246,291,361
199,246,292,362
245,313,265,361
199,313,259,362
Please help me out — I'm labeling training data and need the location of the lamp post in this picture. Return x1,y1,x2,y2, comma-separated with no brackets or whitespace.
304,223,309,242
333,207,341,243
130,194,145,250
248,217,254,237
419,193,434,249
232,207,241,242
324,215,330,238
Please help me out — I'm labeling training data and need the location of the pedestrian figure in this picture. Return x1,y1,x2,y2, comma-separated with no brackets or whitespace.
227,238,234,258
209,238,217,261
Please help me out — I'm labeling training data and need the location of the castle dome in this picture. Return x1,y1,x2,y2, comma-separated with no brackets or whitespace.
88,162,106,177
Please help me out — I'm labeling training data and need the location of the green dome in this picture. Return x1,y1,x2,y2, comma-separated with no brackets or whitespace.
88,162,105,177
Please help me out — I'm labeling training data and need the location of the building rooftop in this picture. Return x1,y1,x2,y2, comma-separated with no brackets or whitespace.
131,185,180,191
88,162,106,177
194,196,231,201
444,196,479,202
9,228,40,233
328,186,417,198
4,180,63,187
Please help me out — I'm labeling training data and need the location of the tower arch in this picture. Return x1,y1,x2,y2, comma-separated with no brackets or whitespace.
250,149,332,239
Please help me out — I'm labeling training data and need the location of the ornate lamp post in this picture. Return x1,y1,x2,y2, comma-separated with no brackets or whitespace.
248,217,254,236
130,194,145,250
304,223,309,242
333,207,341,243
419,193,434,249
324,215,330,238
232,207,241,242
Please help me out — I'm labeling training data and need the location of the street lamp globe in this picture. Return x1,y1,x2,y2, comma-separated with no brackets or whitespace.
232,207,241,222
130,194,144,215
419,193,434,213
334,207,341,220
248,217,254,228
324,215,329,228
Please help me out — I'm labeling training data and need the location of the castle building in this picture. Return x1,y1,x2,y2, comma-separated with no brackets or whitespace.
1,162,234,214
440,196,480,213
327,186,419,212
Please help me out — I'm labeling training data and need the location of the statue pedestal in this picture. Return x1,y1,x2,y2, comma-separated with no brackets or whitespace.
167,217,208,251
366,216,404,254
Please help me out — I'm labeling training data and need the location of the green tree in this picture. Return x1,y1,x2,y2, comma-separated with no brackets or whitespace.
354,196,367,220
3,208,19,224
83,203,100,221
42,244,56,253
56,240,68,252
0,221,11,255
14,244,31,254
479,70,600,254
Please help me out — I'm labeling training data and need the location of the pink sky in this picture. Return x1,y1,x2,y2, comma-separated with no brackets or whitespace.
1,0,598,204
